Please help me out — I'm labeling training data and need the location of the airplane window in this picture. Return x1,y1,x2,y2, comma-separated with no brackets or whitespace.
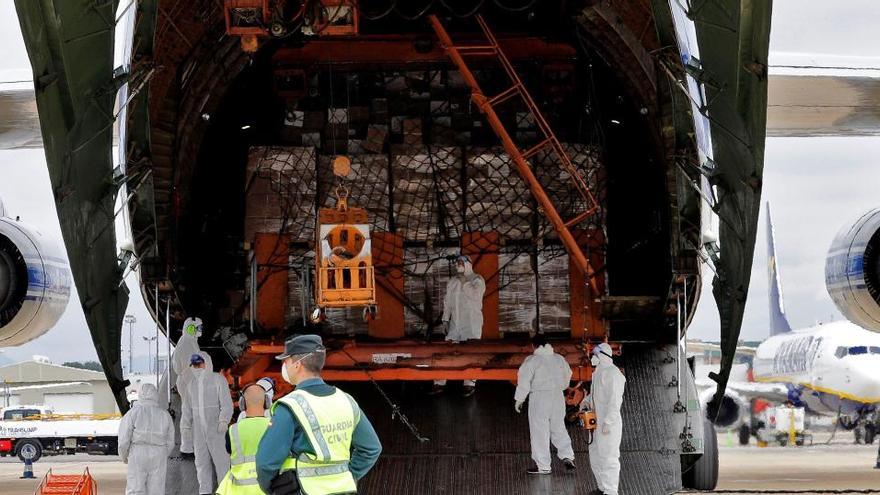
835,347,847,358
848,346,868,355
870,346,880,354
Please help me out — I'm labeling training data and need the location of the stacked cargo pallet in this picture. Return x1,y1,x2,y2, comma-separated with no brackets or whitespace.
243,67,605,335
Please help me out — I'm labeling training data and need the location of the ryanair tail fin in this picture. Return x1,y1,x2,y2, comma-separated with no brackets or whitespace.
767,203,793,336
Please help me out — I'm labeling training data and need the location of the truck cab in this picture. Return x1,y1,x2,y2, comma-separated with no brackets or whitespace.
1,405,53,420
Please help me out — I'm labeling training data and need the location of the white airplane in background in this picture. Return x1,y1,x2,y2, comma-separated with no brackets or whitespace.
697,204,880,439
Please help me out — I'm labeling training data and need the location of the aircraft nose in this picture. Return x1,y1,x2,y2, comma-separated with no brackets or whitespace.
851,364,880,403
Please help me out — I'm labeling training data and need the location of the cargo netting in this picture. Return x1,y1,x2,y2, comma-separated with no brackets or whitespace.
243,68,606,335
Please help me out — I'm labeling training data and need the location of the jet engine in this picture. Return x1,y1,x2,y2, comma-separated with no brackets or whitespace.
700,387,748,429
0,213,71,346
826,208,880,331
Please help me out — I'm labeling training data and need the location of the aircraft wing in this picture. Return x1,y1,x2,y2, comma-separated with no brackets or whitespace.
687,341,757,357
3,382,91,393
697,378,790,404
0,82,41,149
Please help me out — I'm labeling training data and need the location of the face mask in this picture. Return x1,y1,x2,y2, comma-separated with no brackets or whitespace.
192,367,205,377
590,355,599,367
281,362,292,384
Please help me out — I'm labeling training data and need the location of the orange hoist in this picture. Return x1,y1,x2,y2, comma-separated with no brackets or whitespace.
311,158,378,323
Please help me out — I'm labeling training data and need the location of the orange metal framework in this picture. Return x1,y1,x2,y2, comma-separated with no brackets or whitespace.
427,14,601,294
225,339,621,396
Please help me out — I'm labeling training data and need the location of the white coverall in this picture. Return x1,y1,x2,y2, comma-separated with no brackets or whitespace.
588,344,626,495
172,319,202,400
118,384,175,495
442,261,485,342
438,259,486,387
180,352,234,494
514,343,575,471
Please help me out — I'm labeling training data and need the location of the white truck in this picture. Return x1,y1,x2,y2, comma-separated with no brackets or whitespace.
0,405,120,462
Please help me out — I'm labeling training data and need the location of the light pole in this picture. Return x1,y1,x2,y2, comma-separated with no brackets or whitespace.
124,314,136,375
142,336,157,374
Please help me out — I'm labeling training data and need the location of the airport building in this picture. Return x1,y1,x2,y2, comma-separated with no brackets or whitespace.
0,357,118,415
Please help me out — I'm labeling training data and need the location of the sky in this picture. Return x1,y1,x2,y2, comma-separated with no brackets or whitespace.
0,1,878,364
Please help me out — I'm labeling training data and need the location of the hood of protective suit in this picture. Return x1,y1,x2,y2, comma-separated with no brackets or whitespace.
138,383,159,405
456,256,474,276
183,317,203,337
533,343,554,356
594,343,614,368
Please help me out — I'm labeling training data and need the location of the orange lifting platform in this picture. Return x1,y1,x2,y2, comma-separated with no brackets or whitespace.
312,186,378,323
226,339,621,396
36,468,97,495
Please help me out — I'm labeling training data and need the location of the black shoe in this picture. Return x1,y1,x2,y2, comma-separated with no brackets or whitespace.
588,490,604,495
527,466,551,475
462,385,476,397
428,384,445,395
563,458,576,471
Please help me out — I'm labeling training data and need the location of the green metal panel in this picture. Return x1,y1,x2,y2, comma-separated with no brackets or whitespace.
14,0,130,411
692,1,773,410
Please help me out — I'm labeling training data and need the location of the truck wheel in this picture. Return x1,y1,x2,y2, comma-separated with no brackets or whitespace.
738,424,751,445
682,418,719,490
16,440,42,463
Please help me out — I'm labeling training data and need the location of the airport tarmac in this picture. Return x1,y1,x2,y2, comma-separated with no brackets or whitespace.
1,438,878,494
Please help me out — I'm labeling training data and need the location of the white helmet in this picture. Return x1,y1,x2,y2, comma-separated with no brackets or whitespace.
183,317,203,338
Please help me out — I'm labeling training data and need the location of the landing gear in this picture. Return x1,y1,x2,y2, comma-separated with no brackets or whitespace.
682,418,719,490
738,424,751,445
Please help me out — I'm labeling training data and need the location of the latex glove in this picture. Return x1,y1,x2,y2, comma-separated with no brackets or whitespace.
515,401,524,413
602,424,610,434
218,421,228,434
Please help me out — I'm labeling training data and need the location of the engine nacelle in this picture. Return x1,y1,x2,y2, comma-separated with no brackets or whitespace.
700,387,748,429
0,216,71,346
825,208,880,331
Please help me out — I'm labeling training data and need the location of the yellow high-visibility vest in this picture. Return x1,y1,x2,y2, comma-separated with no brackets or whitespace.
272,388,359,495
216,416,270,494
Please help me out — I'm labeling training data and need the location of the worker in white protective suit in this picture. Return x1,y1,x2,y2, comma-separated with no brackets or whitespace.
431,255,486,397
118,383,175,495
180,352,234,495
514,334,576,474
588,343,626,495
172,317,203,400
